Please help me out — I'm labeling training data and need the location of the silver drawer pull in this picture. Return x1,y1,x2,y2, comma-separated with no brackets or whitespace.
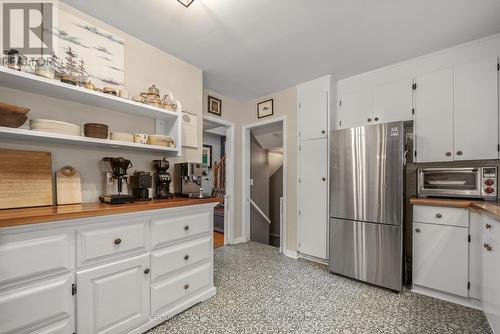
184,254,189,261
435,214,442,219
415,228,421,233
184,225,190,231
184,284,189,290
486,224,492,229
114,238,122,245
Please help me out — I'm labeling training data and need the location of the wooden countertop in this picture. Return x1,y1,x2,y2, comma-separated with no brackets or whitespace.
410,197,500,220
0,197,222,228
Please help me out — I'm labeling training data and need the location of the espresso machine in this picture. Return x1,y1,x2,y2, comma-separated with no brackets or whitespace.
130,171,152,201
153,158,173,199
173,162,211,198
99,157,135,204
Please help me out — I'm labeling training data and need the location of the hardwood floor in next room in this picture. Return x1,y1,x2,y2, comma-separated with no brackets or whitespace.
213,231,224,248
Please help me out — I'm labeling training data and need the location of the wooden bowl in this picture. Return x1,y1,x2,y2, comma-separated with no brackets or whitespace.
0,113,28,128
0,102,30,115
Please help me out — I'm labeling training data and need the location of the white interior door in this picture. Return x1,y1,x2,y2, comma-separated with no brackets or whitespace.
77,254,150,334
298,77,329,140
413,222,468,297
414,67,454,162
373,78,413,124
298,138,328,259
454,57,499,161
482,215,500,332
338,89,372,129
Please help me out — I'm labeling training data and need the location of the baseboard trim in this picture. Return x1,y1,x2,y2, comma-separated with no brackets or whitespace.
298,253,328,265
229,237,244,244
283,249,299,259
412,285,482,310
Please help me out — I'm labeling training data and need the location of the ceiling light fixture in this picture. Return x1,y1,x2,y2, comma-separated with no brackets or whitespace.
178,0,195,7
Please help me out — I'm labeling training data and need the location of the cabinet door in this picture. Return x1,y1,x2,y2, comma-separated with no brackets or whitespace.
373,78,413,124
298,77,330,140
0,274,74,334
338,89,372,129
298,138,328,259
469,212,483,300
413,222,468,297
482,215,500,332
77,254,150,334
414,67,454,162
454,57,498,161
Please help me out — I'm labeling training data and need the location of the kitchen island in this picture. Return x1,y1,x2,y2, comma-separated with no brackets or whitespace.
0,198,221,334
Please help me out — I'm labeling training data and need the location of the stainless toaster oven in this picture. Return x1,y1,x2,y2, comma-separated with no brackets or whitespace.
417,167,497,200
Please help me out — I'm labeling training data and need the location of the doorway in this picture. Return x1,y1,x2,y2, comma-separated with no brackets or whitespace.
242,117,287,252
202,115,235,248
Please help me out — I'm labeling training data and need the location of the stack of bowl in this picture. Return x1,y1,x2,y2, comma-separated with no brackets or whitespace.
0,102,30,128
149,135,175,147
110,131,134,143
31,119,81,136
84,123,109,139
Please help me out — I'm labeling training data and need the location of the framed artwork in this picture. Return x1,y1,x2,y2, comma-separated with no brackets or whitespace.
257,99,274,118
202,145,213,169
208,95,222,116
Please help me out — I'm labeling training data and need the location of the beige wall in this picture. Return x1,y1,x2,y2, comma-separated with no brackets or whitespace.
203,87,298,252
0,3,203,203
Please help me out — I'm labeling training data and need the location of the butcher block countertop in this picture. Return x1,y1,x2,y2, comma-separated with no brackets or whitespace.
0,197,222,228
410,197,500,221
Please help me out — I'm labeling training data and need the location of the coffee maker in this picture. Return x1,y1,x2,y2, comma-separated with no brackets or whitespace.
153,158,173,199
130,171,152,201
173,162,210,198
99,157,135,204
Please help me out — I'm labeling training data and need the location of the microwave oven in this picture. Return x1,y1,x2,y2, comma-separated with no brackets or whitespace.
417,167,497,200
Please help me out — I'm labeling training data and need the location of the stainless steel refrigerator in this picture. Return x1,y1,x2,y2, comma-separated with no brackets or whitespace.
329,121,411,291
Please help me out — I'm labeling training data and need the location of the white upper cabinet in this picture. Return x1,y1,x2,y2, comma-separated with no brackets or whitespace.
337,89,372,129
337,78,412,129
372,78,413,124
453,57,499,161
297,76,331,140
414,67,454,162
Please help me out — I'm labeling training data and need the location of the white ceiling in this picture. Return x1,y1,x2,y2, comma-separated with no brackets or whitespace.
251,123,283,150
62,0,500,100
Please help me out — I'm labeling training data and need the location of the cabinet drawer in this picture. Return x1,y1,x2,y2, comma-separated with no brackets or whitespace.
151,212,210,248
0,231,73,288
77,219,148,267
414,205,469,227
151,263,210,316
151,237,211,282
0,274,73,334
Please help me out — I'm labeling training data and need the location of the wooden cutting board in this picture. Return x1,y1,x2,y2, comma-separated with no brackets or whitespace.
56,166,82,205
0,149,53,209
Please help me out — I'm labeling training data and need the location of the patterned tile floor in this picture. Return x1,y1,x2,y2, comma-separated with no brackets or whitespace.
147,242,491,334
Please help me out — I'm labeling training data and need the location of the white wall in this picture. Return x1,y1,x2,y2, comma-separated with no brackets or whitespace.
0,3,203,203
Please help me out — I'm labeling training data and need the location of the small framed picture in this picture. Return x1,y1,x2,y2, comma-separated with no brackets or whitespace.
208,95,222,116
202,144,213,169
257,99,274,119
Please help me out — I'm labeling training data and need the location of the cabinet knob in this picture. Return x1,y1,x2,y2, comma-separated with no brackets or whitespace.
456,151,463,156
184,254,189,261
184,225,190,231
486,224,492,229
415,228,421,233
435,213,442,219
484,243,493,252
114,238,122,245
322,177,326,181
144,268,150,275
445,152,452,157
322,130,326,134
367,118,372,122
184,284,190,290
374,117,379,122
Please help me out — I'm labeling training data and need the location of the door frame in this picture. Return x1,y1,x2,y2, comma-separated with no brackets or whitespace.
203,115,235,246
241,116,287,253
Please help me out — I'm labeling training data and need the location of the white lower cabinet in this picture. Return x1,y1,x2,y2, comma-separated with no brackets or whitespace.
77,254,150,334
413,222,469,297
482,214,500,333
0,274,74,334
0,204,217,334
